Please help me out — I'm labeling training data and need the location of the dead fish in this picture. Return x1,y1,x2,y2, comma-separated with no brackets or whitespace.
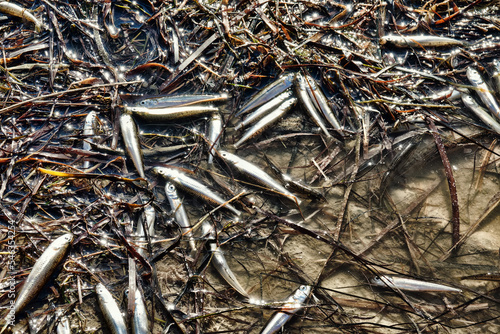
237,73,295,116
234,90,294,131
136,205,156,257
131,288,149,334
303,73,341,131
14,233,73,314
209,241,249,298
96,283,127,334
467,67,500,121
165,182,197,252
234,97,297,148
152,166,241,216
0,1,43,32
462,94,500,134
124,105,219,122
207,113,223,164
136,93,228,109
120,113,145,178
371,275,462,292
294,73,332,138
56,316,71,334
380,35,467,48
218,150,301,205
260,285,312,334
263,155,324,201
82,111,97,169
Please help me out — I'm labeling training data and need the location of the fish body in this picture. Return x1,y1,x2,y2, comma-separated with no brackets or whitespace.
467,67,500,121
152,166,241,216
0,1,43,32
218,151,301,204
207,113,223,164
237,73,295,116
371,275,461,292
462,94,500,133
136,93,228,109
165,182,197,252
14,233,73,314
125,105,219,122
96,283,128,334
209,241,249,298
260,285,311,334
132,288,149,334
380,35,467,48
294,73,332,138
235,90,294,131
56,316,71,334
303,73,341,130
120,113,145,178
234,97,297,148
136,205,155,257
82,111,97,169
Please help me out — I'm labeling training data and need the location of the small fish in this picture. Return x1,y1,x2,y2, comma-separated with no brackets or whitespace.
218,151,301,205
131,288,149,334
136,93,228,109
82,111,97,169
0,1,43,32
152,166,241,216
462,94,500,134
96,283,128,334
136,205,156,257
207,113,223,164
234,97,297,148
263,155,324,201
120,113,145,178
165,182,197,252
14,233,73,314
303,73,341,131
235,90,294,131
371,275,462,292
124,105,219,122
56,316,71,334
237,73,295,116
294,73,332,138
467,67,500,121
260,285,312,334
380,35,467,48
209,241,249,298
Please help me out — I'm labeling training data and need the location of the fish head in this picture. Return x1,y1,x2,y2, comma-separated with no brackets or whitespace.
293,285,312,303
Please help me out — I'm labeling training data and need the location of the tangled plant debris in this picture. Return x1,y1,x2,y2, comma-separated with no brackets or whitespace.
1,0,500,333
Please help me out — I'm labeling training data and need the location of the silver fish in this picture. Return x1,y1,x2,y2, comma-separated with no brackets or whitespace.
218,151,301,205
96,283,128,334
209,241,250,298
120,113,145,178
237,73,295,116
462,94,500,134
234,97,297,148
165,182,197,252
380,35,467,48
136,205,156,257
131,288,149,334
124,105,219,122
303,73,341,131
467,67,500,121
294,73,332,138
82,111,97,169
136,93,228,109
260,285,312,334
371,275,462,292
152,166,241,216
0,1,43,32
234,90,294,131
14,233,73,314
207,113,223,164
56,316,71,334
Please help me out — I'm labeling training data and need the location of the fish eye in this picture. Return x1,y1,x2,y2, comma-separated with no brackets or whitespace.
140,100,146,105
